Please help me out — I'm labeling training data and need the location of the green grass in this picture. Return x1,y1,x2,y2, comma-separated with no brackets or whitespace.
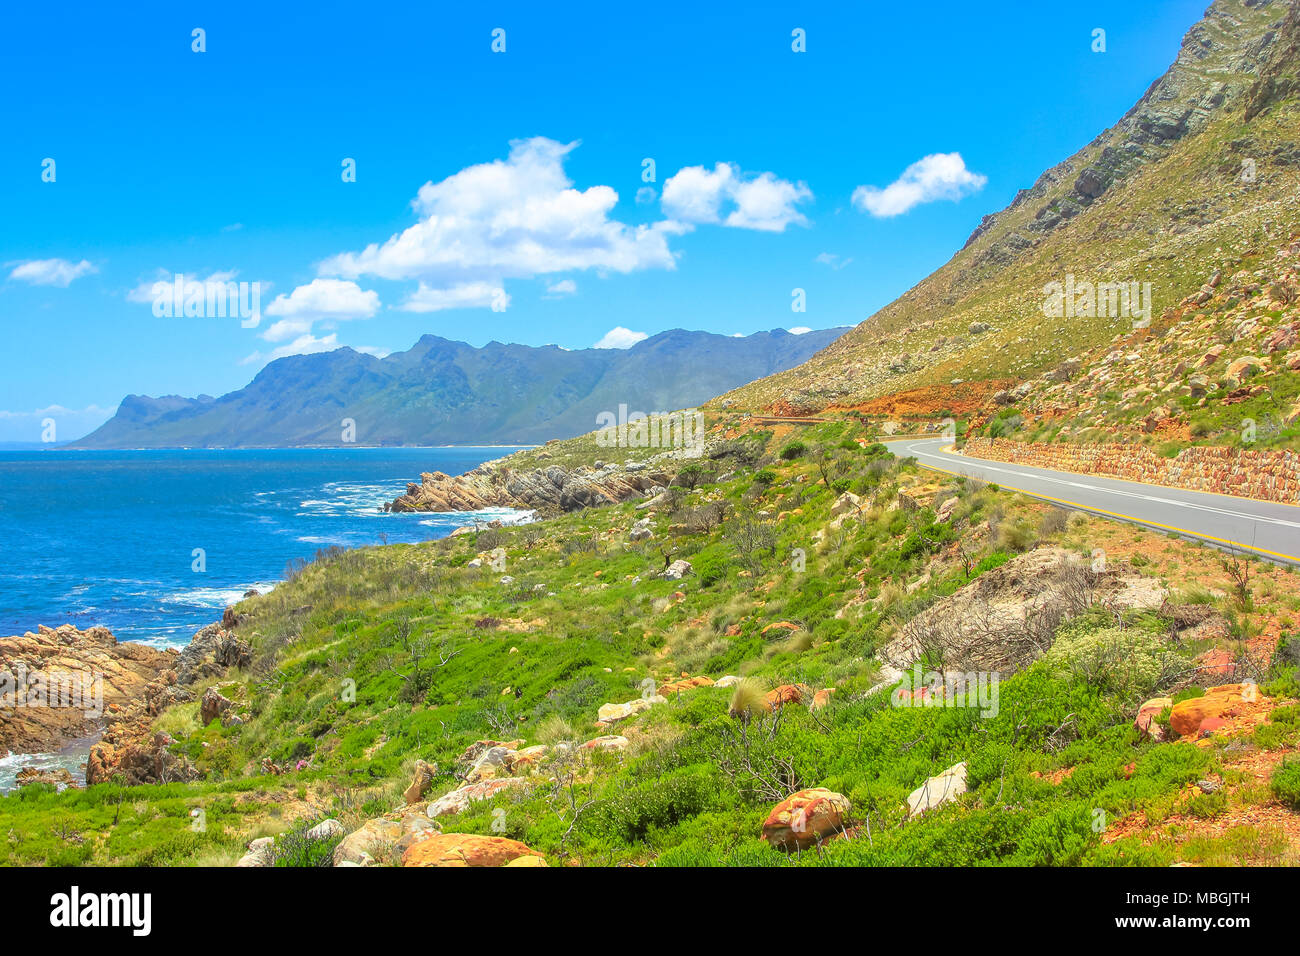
5,429,1297,867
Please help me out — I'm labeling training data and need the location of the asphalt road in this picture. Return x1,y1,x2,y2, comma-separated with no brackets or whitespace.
881,437,1300,566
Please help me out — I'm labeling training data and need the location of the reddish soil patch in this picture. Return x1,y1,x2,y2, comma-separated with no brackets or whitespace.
828,380,1014,419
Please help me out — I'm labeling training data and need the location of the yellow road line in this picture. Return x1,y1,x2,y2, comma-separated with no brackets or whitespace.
908,456,1300,565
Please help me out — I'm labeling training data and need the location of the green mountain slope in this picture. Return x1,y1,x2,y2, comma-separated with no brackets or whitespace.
721,0,1300,415
73,327,847,448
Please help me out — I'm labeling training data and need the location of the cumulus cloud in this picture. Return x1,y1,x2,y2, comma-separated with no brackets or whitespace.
8,258,97,287
319,138,680,311
544,278,577,297
264,278,379,322
593,326,648,349
397,280,505,313
851,152,986,218
661,163,812,232
788,326,812,335
258,278,379,343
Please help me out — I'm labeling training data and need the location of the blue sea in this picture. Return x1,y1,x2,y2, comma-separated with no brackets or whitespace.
0,447,529,648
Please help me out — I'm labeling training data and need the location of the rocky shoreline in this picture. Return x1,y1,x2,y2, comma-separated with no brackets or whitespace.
0,625,176,757
385,459,675,516
0,619,253,789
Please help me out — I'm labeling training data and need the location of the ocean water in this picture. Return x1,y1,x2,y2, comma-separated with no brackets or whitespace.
0,447,529,649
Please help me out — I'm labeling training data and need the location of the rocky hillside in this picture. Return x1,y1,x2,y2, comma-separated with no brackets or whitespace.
719,0,1300,419
73,327,846,449
966,235,1300,449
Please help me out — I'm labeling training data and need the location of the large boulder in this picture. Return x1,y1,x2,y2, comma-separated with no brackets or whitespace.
1224,356,1265,388
1169,683,1257,737
236,837,275,868
662,559,693,581
199,686,234,725
401,833,544,867
402,759,437,805
427,778,527,819
333,810,437,866
907,762,968,818
830,492,862,517
596,695,664,723
761,788,851,851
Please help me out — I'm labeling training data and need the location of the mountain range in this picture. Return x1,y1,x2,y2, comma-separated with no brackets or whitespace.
72,328,847,448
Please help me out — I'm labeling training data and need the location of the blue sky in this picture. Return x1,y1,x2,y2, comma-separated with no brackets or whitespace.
0,0,1208,440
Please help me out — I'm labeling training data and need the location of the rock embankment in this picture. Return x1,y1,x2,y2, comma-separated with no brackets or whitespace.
87,623,251,786
963,437,1300,504
385,461,673,516
0,625,177,755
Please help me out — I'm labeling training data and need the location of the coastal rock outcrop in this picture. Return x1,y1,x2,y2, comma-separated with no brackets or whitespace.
385,460,673,516
176,623,251,684
0,624,178,755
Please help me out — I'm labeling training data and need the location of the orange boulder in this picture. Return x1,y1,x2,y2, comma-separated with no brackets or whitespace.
401,833,544,867
761,788,851,851
1169,684,1255,737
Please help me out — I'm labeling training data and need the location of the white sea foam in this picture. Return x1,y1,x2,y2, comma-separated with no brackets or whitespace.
159,581,279,608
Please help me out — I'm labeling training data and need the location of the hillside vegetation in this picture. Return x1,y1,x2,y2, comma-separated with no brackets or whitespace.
6,427,1300,866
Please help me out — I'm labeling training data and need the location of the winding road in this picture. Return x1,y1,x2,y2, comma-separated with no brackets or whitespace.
881,437,1300,566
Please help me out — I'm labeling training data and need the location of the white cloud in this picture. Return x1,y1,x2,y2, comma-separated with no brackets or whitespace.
635,186,658,205
593,326,648,349
788,327,812,335
319,138,680,310
661,163,812,232
397,280,505,313
260,278,379,343
815,252,852,270
264,278,379,322
545,278,577,297
8,258,96,287
852,152,986,218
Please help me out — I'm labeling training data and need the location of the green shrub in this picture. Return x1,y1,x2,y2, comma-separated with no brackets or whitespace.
270,818,343,868
1042,625,1175,701
1269,759,1300,809
779,441,807,460
585,772,717,844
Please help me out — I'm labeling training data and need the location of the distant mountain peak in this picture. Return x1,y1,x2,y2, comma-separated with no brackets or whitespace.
73,326,849,448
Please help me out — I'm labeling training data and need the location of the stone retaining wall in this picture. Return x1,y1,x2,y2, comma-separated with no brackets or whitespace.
962,437,1300,504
